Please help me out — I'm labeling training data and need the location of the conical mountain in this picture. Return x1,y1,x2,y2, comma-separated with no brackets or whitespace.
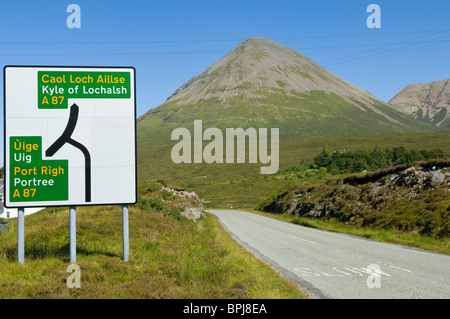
138,37,436,139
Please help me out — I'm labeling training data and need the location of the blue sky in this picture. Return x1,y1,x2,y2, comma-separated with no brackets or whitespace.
1,0,449,165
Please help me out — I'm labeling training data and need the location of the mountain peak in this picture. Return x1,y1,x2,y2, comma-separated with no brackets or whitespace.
389,78,450,128
239,36,278,46
166,36,377,105
143,37,436,137
231,37,280,54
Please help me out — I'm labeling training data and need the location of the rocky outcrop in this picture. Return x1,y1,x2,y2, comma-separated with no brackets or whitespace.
259,162,450,237
161,187,205,222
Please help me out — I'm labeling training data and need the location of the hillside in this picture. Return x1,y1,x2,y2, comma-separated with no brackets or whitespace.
389,79,450,129
259,161,450,239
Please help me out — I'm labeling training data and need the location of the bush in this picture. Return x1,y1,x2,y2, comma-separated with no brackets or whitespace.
310,146,448,175
136,196,165,211
135,195,188,222
163,207,188,222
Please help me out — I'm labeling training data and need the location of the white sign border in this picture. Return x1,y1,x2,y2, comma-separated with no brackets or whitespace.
3,65,137,208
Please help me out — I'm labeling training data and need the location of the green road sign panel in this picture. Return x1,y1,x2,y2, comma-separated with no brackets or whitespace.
38,71,131,109
9,136,68,202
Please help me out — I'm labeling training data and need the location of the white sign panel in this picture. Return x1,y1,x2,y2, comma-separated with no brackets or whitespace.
4,66,137,207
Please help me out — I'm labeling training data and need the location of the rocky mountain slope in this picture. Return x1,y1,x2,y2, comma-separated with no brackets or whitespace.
259,161,450,238
139,37,436,138
389,79,450,129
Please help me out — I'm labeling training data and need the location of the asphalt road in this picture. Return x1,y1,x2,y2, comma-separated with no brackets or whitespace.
208,209,450,299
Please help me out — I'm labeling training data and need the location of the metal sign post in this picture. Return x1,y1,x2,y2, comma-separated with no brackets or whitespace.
122,205,129,261
70,206,76,263
17,207,25,265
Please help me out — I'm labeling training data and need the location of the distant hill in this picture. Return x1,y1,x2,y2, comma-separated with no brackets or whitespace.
138,37,436,139
389,79,450,129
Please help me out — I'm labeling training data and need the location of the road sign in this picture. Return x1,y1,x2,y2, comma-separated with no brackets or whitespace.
4,66,137,207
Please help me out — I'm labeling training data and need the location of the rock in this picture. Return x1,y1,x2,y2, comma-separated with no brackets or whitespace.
182,207,204,222
0,220,8,233
430,171,445,186
370,185,382,196
286,199,299,215
161,186,205,221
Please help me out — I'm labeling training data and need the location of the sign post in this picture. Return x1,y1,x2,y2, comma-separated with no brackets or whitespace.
122,205,129,262
17,207,25,265
4,66,137,264
69,206,76,263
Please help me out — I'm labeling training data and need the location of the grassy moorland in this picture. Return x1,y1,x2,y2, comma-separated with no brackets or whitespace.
137,131,450,208
0,189,307,299
137,130,450,188
136,129,450,256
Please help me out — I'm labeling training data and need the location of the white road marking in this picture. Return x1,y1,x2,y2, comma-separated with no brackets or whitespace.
287,234,318,245
388,264,412,273
293,266,392,277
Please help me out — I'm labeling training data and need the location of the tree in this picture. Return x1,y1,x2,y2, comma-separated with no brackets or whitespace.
314,148,331,167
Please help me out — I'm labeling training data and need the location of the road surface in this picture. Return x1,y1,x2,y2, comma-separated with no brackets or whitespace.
208,209,450,299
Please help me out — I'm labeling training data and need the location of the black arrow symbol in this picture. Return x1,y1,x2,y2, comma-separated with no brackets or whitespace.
46,103,91,202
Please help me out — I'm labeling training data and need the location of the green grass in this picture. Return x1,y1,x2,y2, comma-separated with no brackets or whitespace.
139,90,438,143
0,204,307,299
191,178,297,209
136,131,450,211
137,130,450,186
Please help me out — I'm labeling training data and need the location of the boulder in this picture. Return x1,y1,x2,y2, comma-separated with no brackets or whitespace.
430,171,445,187
182,207,204,222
